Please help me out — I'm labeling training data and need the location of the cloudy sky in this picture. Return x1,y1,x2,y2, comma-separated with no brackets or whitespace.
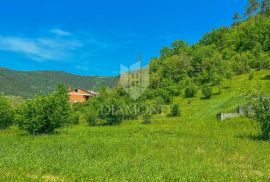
0,0,246,76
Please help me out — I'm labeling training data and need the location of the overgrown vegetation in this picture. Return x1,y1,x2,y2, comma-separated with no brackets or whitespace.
16,84,71,134
247,97,270,140
0,95,14,129
147,2,270,101
167,104,181,117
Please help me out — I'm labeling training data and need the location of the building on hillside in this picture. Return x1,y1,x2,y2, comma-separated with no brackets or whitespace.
68,87,98,103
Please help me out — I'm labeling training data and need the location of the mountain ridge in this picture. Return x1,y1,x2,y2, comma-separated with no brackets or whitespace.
0,67,119,98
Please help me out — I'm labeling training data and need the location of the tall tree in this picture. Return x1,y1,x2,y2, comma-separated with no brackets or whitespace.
233,12,241,23
245,0,260,17
261,0,270,15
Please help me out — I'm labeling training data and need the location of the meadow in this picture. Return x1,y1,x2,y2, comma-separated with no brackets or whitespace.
0,71,270,181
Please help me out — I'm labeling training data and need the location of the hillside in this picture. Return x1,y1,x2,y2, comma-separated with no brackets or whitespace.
146,14,270,103
0,70,270,181
0,68,119,98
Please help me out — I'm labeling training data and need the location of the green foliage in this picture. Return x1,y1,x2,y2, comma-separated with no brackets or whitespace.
142,113,152,124
0,71,269,181
0,96,14,129
184,84,197,98
70,111,80,125
167,104,181,117
16,84,71,134
148,14,270,100
84,89,142,125
262,0,270,15
245,0,260,17
85,109,98,126
202,85,213,99
248,97,270,140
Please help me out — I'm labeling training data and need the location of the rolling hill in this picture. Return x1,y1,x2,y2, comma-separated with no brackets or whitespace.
0,70,270,181
0,67,119,98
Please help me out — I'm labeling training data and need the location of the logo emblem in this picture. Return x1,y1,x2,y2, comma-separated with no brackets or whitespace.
120,57,150,100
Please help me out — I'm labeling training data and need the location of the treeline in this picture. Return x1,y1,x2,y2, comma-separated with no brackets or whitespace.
0,85,180,134
144,6,270,102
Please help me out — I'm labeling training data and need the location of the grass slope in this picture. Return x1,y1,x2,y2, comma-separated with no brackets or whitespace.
0,68,119,98
0,70,270,181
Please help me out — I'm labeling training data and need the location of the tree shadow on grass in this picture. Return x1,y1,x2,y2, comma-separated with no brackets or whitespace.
213,92,222,96
223,86,231,89
17,130,64,137
236,134,269,141
261,75,270,80
200,97,210,100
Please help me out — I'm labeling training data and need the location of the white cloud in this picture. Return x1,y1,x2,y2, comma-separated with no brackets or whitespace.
0,28,117,64
50,28,72,36
0,30,83,61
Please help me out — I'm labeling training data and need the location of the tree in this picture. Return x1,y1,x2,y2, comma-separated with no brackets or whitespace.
261,0,270,16
202,85,213,99
16,84,71,134
233,12,241,24
246,97,270,140
245,0,260,17
0,96,14,129
167,104,181,117
184,84,197,98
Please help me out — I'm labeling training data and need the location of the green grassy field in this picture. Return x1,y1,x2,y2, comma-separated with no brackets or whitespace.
0,71,270,181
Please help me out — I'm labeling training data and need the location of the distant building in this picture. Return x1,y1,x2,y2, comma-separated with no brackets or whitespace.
68,87,98,103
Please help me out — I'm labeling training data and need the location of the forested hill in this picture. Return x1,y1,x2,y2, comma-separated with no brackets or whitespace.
0,68,119,98
144,13,270,101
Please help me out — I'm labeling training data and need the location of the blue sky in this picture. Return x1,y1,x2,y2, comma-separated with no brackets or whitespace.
0,0,246,76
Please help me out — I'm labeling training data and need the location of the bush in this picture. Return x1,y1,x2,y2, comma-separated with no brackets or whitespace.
159,89,172,104
184,85,197,98
142,113,151,124
102,98,129,125
202,85,212,99
85,109,97,126
97,95,141,125
246,97,270,140
167,104,181,117
70,111,80,125
0,96,14,129
16,84,71,134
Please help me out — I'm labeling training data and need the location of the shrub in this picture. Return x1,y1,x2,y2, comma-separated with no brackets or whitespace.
184,85,197,98
0,96,14,129
100,98,126,125
159,89,172,104
142,113,151,124
70,111,80,125
246,97,270,140
85,109,97,126
202,85,212,99
97,95,141,125
167,104,181,117
16,84,71,134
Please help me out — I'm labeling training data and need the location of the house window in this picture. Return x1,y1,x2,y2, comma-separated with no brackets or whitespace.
75,89,78,92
